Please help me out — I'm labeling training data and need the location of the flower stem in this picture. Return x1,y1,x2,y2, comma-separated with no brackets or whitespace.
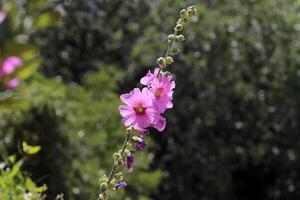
107,134,130,184
157,18,182,76
98,134,131,200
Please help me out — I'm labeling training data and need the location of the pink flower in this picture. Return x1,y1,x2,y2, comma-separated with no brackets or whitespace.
149,75,175,113
4,78,20,90
140,68,160,86
119,88,155,129
0,11,7,24
0,56,23,78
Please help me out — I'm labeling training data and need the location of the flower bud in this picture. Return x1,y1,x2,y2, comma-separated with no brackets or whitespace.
180,9,187,18
100,182,108,191
176,35,185,42
166,56,174,64
187,6,197,17
98,193,108,200
157,57,166,68
114,181,127,190
163,71,173,76
172,48,181,55
182,18,188,24
168,34,175,42
174,24,183,32
100,175,108,182
115,172,123,181
126,126,133,135
124,149,131,157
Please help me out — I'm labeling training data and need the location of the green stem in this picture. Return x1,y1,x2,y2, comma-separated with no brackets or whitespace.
98,134,130,200
107,134,130,184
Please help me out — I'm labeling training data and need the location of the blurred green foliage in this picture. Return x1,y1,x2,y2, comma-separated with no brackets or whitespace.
0,155,46,200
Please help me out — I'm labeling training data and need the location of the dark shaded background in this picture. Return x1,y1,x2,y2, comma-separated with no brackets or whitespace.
1,0,300,200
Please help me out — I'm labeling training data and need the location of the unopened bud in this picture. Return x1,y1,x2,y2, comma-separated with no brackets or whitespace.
163,71,172,76
166,56,174,64
98,193,108,200
174,24,183,32
124,149,131,157
187,6,197,17
172,48,181,55
176,35,185,42
115,172,123,180
180,9,187,18
182,18,188,24
100,182,108,190
157,57,166,68
168,34,175,42
100,175,108,183
126,126,133,135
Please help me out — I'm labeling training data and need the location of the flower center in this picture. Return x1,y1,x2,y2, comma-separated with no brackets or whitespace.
155,88,163,97
134,103,146,115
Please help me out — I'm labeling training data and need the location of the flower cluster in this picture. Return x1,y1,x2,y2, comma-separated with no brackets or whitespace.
0,56,23,90
119,68,175,132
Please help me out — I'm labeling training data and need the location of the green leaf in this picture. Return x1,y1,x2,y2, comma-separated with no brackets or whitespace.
25,177,36,190
22,141,41,155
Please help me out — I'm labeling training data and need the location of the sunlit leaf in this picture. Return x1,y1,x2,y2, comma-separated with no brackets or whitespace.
22,141,41,155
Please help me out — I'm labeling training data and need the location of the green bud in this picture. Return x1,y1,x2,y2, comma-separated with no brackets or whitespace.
168,34,175,42
98,193,108,200
132,135,139,141
180,9,187,17
166,56,174,64
174,24,183,32
126,126,133,135
187,6,197,17
100,182,108,190
115,172,123,180
176,35,185,42
163,71,172,76
100,175,108,183
188,6,196,10
124,149,131,157
117,160,123,166
172,48,181,55
157,57,166,68
182,17,188,24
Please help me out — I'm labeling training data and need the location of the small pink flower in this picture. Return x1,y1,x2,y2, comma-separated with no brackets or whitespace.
0,11,7,24
0,56,23,78
119,88,155,129
140,68,160,86
149,75,175,113
4,78,20,90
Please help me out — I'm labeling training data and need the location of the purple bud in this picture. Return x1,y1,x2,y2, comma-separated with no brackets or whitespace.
135,137,147,151
125,152,134,172
114,181,127,190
